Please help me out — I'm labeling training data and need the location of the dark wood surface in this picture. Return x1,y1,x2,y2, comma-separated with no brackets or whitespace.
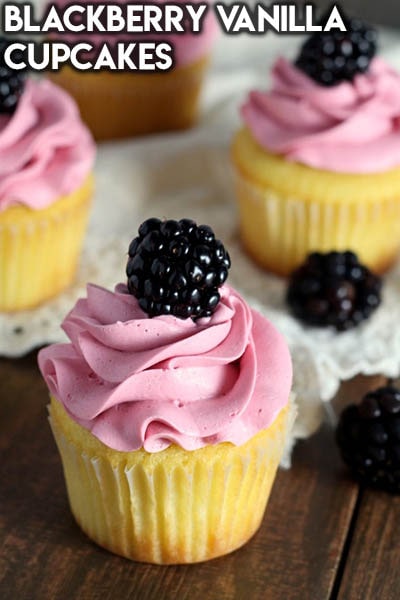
1,354,399,600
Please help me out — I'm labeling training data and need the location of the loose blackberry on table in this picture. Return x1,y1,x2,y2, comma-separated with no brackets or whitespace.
0,37,25,114
286,251,382,331
295,8,377,86
126,218,231,319
336,387,400,494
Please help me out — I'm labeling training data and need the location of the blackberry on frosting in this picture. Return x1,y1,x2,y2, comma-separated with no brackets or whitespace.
295,7,377,86
0,38,25,114
126,218,231,319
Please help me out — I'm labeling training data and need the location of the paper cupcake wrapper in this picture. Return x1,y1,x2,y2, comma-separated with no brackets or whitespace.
235,171,400,276
0,176,93,311
49,398,292,564
50,57,210,141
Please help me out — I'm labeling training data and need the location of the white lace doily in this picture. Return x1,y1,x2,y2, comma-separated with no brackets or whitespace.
2,32,400,448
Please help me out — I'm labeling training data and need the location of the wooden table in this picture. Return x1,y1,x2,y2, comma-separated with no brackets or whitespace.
1,353,400,600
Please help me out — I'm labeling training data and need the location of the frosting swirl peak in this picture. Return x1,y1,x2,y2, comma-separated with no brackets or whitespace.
242,57,400,173
0,78,95,211
38,283,292,452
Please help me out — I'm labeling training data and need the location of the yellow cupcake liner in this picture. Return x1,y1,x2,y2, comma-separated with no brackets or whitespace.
0,176,93,312
49,396,292,564
232,128,400,276
50,56,210,141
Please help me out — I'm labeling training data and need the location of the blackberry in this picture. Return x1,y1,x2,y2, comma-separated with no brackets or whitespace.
126,218,231,319
286,251,382,331
295,8,377,86
336,387,400,494
0,38,25,114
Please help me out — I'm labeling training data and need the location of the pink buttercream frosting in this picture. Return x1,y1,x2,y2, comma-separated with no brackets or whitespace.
52,0,218,67
0,78,95,211
241,56,400,174
157,0,218,66
38,283,292,453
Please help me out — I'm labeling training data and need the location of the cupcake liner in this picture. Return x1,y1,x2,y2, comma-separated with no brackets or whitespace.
235,171,400,276
50,57,210,141
232,128,400,276
49,396,292,564
0,176,93,312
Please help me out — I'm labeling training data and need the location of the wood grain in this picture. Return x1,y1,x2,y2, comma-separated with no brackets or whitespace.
337,489,400,600
0,354,379,600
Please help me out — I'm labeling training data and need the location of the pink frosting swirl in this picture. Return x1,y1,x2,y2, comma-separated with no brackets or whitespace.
242,57,400,173
158,0,218,66
38,283,292,452
0,79,95,211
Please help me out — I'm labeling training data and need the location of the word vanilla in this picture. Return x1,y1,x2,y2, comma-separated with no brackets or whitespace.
214,3,345,34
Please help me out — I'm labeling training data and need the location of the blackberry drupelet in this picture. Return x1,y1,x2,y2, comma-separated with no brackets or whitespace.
126,218,231,319
0,38,25,114
336,387,400,494
286,251,382,331
295,8,377,86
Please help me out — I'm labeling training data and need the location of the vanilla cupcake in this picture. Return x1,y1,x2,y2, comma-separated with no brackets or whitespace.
0,67,95,312
38,218,293,564
232,14,400,276
50,0,218,140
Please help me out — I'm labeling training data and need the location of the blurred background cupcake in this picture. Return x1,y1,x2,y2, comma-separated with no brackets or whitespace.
0,45,95,312
49,0,219,140
232,8,400,276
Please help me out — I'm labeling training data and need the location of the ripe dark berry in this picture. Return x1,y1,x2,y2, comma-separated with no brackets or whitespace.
286,251,382,331
295,8,377,86
126,218,231,319
0,38,25,114
336,387,400,494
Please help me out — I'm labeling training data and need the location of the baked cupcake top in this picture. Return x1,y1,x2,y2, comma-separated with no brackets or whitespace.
0,78,95,211
38,219,292,453
241,14,400,174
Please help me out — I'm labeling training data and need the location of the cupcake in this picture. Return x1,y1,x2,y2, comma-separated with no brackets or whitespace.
38,218,293,564
232,12,400,276
0,60,95,311
50,1,218,140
